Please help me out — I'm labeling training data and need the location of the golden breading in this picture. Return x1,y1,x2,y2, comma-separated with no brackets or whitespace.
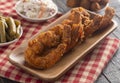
67,0,109,11
24,7,115,69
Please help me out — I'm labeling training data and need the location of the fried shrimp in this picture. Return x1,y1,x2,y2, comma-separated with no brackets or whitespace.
25,7,115,69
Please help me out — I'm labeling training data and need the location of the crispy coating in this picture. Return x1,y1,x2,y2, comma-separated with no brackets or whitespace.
25,7,115,69
99,7,115,29
25,24,72,69
84,7,115,36
84,15,102,36
25,43,67,69
67,0,109,11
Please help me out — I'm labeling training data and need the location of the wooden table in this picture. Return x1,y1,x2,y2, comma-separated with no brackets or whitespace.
95,0,120,82
0,0,120,83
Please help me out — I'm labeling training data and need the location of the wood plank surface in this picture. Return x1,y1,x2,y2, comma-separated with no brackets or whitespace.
95,0,120,82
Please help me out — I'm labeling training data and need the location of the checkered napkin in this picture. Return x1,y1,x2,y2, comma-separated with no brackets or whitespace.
0,0,120,83
0,37,119,83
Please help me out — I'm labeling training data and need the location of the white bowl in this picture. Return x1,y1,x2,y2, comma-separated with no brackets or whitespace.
15,1,58,22
0,26,23,47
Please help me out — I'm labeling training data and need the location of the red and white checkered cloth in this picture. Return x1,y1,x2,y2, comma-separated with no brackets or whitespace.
0,0,120,83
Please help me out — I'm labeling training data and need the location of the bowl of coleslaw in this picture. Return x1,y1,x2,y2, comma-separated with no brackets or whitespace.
15,0,58,22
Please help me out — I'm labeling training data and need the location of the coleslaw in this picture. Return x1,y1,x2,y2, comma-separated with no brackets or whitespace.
16,0,56,19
